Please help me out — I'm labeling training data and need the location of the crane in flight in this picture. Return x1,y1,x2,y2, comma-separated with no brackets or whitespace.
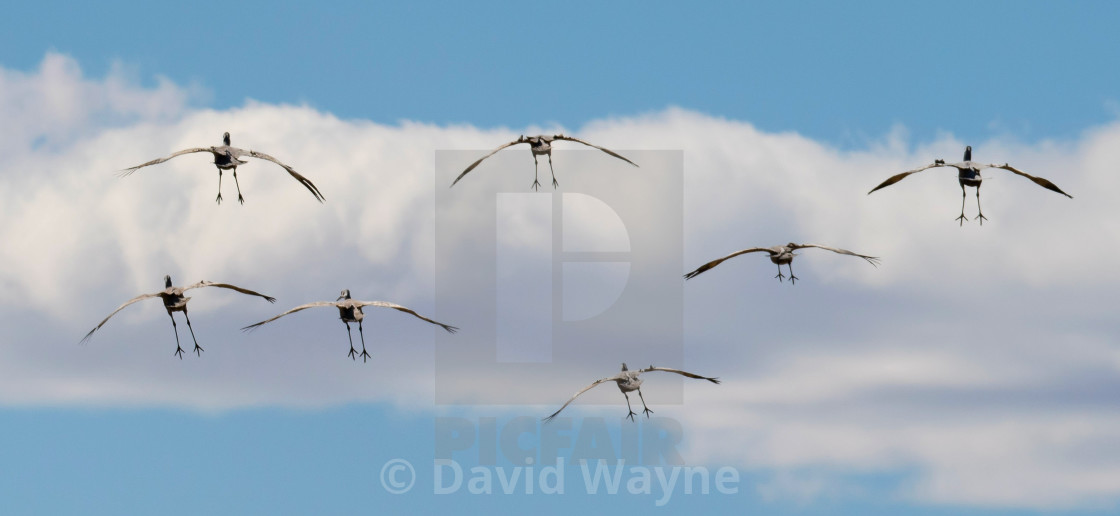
868,145,1072,225
241,289,458,362
685,242,880,284
82,275,276,359
451,134,638,191
543,363,720,422
119,132,325,205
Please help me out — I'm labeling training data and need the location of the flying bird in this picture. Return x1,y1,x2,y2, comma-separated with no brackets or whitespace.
241,289,458,362
119,132,325,204
82,275,276,359
543,363,720,422
684,243,880,284
868,145,1072,225
451,134,638,191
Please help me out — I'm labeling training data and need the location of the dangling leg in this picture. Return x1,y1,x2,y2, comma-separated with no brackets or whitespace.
215,169,224,204
637,388,654,418
358,320,371,363
955,184,968,226
548,153,558,188
976,184,988,225
623,392,637,421
232,167,245,205
183,308,202,357
344,322,358,360
169,312,186,359
531,155,542,191
774,264,785,282
788,263,799,285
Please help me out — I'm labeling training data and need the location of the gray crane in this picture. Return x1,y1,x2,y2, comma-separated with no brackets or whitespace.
868,145,1072,225
544,363,720,422
685,243,880,284
241,289,458,362
119,132,325,204
451,134,638,191
82,275,276,359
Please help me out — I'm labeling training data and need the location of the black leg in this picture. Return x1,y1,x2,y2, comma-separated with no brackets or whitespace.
169,312,185,359
345,322,357,360
232,167,245,205
358,320,371,363
548,153,558,188
976,184,987,225
788,263,799,285
637,389,654,418
184,308,202,357
956,184,968,226
215,169,224,204
531,155,542,191
774,264,785,282
623,392,637,421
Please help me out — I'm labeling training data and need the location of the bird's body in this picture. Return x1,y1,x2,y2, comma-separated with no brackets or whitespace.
82,275,276,359
120,132,325,204
868,146,1072,225
684,242,880,284
242,289,458,362
451,134,638,191
544,363,720,422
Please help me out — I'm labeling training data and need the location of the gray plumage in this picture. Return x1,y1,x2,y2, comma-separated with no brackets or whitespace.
81,275,276,359
544,363,720,422
241,289,458,362
868,146,1072,225
685,243,880,284
451,134,638,191
119,132,325,204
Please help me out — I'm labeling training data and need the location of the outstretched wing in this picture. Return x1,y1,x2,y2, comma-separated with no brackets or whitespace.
240,301,339,332
450,139,527,187
118,148,215,177
552,135,639,167
789,243,881,267
81,292,161,343
867,162,946,194
354,301,459,333
637,366,721,384
987,163,1073,198
245,149,325,202
684,247,775,280
543,375,623,422
184,281,277,303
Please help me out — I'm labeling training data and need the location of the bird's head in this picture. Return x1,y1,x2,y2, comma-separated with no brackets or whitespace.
964,146,972,161
621,362,629,371
337,289,352,301
223,132,231,146
164,275,172,288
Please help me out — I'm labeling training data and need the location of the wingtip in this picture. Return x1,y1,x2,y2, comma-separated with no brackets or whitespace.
445,325,459,334
265,297,277,304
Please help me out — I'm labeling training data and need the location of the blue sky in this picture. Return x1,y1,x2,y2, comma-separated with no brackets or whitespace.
6,1,1119,145
2,2,1120,514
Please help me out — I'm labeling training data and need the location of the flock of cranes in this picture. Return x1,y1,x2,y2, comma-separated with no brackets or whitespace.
87,131,1074,420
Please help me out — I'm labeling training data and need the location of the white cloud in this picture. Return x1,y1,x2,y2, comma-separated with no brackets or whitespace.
1,53,1118,509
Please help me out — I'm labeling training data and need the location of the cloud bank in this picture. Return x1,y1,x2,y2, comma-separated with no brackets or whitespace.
1,53,1118,509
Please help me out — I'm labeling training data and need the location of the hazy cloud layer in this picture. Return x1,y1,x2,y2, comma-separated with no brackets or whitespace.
1,53,1118,509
